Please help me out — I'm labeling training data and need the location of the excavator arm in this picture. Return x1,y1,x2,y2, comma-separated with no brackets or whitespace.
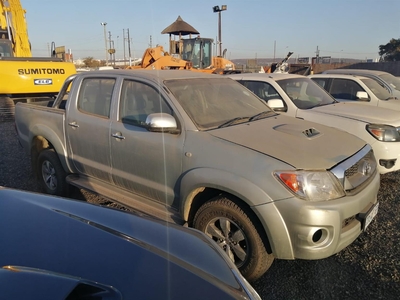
0,0,31,57
0,0,76,100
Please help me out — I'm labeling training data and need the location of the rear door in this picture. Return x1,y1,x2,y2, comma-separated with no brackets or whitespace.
66,76,115,183
110,78,185,206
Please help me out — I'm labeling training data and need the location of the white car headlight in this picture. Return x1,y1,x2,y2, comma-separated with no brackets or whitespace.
366,124,400,142
274,170,345,202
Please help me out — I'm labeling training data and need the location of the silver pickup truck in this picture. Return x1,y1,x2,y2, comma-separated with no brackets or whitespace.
15,70,380,281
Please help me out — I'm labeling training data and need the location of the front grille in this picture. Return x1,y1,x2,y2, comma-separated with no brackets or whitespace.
345,163,358,178
344,149,376,194
330,145,377,195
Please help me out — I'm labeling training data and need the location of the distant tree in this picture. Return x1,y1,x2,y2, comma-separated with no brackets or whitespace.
379,38,400,61
82,56,102,68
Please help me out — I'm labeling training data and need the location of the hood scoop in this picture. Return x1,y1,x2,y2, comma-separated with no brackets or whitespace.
273,124,321,139
303,127,320,138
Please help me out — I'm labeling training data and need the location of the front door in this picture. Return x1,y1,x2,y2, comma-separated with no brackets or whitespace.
110,79,185,206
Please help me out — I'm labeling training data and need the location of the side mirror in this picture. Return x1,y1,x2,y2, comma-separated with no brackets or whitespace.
146,113,179,133
356,91,370,101
267,99,287,112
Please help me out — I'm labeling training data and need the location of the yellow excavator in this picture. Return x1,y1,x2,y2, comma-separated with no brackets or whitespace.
0,0,76,102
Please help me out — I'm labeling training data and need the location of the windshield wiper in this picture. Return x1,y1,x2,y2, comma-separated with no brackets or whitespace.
218,117,250,128
249,110,277,121
385,96,397,100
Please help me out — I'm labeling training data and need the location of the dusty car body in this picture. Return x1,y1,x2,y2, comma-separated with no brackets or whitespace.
0,186,260,300
15,70,379,281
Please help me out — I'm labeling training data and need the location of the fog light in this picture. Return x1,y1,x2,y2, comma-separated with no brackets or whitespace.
379,159,396,169
311,228,328,244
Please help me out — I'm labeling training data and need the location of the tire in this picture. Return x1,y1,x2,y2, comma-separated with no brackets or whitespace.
37,149,68,196
193,196,274,282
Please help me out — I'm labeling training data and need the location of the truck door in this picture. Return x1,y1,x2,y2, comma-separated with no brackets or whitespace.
110,79,185,206
66,77,115,183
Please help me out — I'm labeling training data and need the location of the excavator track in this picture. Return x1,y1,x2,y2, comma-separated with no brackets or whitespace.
0,97,14,121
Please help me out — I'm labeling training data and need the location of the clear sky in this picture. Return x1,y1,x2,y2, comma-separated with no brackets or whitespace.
22,0,400,61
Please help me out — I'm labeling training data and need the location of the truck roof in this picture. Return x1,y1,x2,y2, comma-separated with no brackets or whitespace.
229,73,306,81
322,69,388,76
309,73,371,80
79,69,224,81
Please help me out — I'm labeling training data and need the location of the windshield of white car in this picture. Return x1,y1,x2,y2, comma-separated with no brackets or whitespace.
361,78,393,100
277,78,336,109
378,73,400,92
165,78,275,130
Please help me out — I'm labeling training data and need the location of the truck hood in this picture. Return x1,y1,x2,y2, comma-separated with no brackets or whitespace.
209,115,366,170
309,102,400,125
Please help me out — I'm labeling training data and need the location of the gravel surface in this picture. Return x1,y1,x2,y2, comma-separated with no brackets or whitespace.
1,119,399,299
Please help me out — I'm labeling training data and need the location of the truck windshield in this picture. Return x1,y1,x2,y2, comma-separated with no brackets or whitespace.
277,78,336,109
361,78,392,100
165,78,275,130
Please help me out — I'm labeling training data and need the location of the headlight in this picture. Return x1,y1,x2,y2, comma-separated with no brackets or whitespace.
366,124,400,142
274,170,345,202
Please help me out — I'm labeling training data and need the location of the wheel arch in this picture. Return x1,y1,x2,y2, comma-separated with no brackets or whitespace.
29,125,69,178
180,168,274,253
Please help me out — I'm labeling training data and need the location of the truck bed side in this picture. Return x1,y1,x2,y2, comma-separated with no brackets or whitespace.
15,101,69,172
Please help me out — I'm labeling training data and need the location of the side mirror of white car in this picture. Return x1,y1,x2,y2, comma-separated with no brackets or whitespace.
356,91,370,101
267,99,287,112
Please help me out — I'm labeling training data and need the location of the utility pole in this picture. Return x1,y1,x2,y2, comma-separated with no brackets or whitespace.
123,29,126,66
100,22,108,65
111,40,115,66
213,5,227,57
108,31,113,63
127,28,132,66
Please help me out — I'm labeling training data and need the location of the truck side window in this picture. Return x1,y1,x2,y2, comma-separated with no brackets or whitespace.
312,78,328,89
242,81,282,102
78,78,115,117
330,79,364,101
119,80,173,126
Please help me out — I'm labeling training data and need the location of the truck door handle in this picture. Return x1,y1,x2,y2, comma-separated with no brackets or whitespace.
68,122,79,128
112,132,125,140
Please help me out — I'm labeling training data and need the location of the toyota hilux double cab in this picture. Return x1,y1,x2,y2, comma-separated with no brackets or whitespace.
15,70,380,281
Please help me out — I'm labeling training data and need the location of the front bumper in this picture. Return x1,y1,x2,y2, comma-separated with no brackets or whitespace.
370,140,400,174
253,169,380,260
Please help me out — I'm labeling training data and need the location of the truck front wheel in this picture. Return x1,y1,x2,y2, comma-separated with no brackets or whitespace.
38,149,67,196
193,196,274,282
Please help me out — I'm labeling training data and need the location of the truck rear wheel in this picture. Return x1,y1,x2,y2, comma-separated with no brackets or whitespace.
193,196,274,282
38,149,67,196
